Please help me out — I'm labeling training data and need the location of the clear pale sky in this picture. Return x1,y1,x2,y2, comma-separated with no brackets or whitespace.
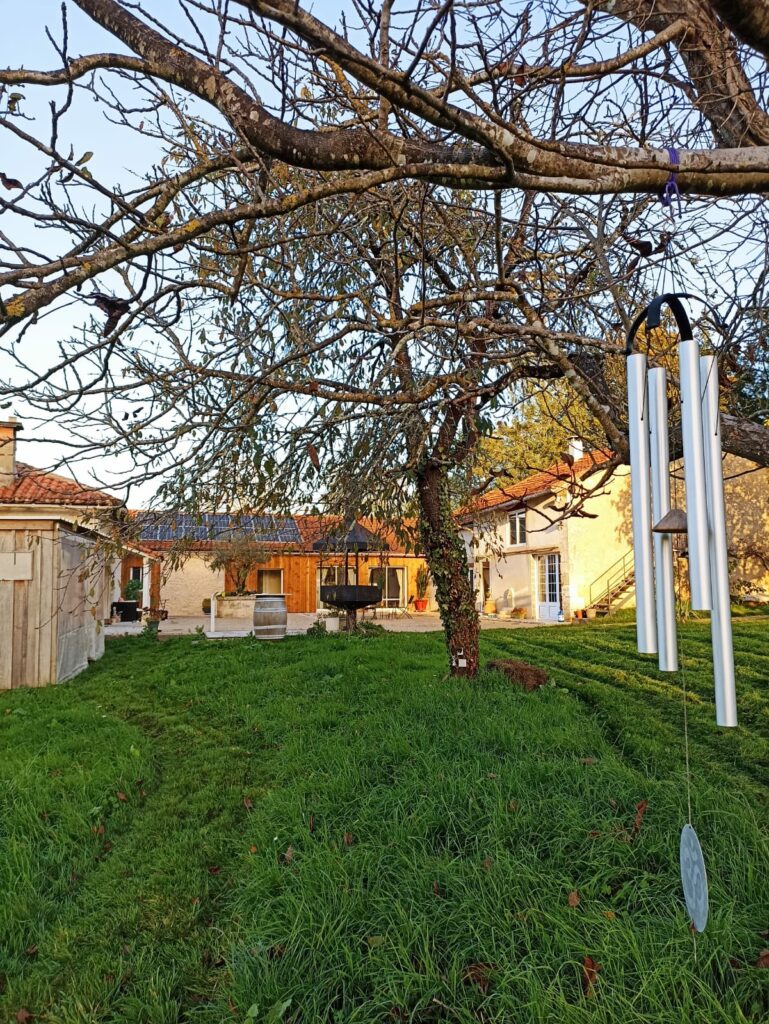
3,1,336,505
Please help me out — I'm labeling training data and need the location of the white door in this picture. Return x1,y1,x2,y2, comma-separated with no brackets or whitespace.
537,553,561,620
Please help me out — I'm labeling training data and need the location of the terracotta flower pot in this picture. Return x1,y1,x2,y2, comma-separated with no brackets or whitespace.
414,598,428,612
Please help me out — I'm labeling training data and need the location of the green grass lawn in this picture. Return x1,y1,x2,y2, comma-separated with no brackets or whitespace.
1,622,769,1024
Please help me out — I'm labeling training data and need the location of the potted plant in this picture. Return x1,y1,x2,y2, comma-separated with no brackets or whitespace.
414,565,430,612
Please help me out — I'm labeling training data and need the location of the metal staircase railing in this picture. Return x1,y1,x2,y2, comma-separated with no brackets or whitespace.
587,550,635,613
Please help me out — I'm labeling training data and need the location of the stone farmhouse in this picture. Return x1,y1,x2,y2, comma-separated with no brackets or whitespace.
460,441,769,621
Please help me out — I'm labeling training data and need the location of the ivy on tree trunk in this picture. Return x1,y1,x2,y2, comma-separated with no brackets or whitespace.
417,462,479,677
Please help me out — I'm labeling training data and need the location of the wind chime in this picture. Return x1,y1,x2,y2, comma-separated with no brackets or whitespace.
626,290,738,934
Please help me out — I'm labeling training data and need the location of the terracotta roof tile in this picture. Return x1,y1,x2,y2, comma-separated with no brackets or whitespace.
0,462,120,507
459,449,613,519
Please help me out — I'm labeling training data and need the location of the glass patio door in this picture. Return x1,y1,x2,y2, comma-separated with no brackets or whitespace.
369,566,405,608
537,553,561,620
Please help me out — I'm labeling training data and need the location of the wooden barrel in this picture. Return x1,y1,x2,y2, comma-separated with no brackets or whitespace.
252,594,287,640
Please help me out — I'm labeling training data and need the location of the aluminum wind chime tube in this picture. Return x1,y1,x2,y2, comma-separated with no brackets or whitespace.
625,295,737,727
627,351,657,655
648,367,677,673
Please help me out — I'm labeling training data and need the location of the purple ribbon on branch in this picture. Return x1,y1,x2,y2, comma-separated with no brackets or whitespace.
660,146,682,218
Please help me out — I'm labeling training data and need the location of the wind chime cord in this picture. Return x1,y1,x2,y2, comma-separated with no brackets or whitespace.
671,465,694,827
655,155,699,949
672,463,698,957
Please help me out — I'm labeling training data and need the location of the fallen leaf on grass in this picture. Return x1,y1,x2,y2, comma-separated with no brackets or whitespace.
280,845,294,865
508,799,519,811
603,910,616,921
462,962,497,994
343,831,355,846
567,890,580,908
249,845,258,854
482,856,493,871
116,791,127,802
15,1010,34,1023
243,796,254,811
582,955,601,997
309,813,316,833
631,799,648,840
579,757,598,765
24,944,38,958
756,949,769,968
432,880,443,898
366,935,385,949
207,865,221,875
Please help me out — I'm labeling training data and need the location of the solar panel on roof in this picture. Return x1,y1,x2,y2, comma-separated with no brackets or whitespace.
138,513,302,543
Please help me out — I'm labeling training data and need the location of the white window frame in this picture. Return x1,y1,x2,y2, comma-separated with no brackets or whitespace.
508,508,527,547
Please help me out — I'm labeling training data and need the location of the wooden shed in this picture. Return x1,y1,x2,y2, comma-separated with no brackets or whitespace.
0,518,112,688
0,418,121,689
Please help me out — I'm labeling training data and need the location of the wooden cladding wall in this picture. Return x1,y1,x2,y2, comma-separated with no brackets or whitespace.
233,554,316,614
0,522,58,688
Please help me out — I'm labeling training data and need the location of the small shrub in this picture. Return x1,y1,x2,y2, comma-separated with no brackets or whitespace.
353,620,386,638
306,619,328,638
124,578,142,602
486,659,547,691
141,618,160,640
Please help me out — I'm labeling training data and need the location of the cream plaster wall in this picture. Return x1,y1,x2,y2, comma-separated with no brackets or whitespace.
564,466,633,614
715,456,769,594
161,555,225,615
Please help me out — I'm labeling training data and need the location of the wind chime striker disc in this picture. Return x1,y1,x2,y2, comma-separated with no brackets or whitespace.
680,824,709,932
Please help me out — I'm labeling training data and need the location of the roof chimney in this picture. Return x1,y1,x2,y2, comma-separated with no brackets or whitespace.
0,418,22,485
567,437,584,462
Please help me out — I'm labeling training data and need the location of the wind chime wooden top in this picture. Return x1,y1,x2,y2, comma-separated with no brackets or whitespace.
625,291,737,729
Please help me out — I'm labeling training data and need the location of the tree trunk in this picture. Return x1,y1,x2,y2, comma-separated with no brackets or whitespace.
416,462,480,676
